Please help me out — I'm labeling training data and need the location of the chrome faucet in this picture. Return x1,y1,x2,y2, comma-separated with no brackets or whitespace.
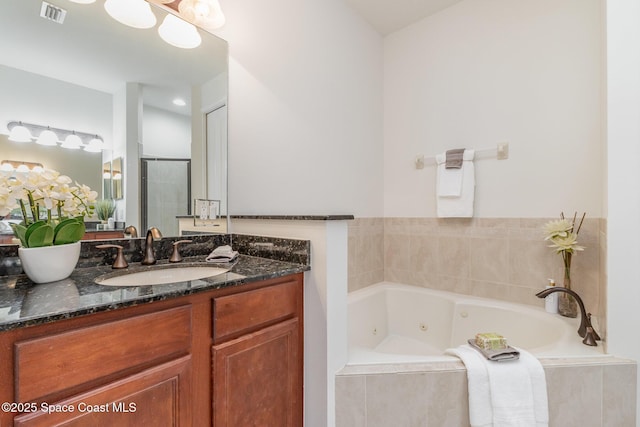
535,287,601,346
141,227,162,265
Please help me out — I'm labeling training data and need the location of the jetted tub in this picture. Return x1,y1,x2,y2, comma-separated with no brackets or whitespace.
348,282,606,365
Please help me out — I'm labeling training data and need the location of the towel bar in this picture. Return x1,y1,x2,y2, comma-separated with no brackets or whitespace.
415,143,508,169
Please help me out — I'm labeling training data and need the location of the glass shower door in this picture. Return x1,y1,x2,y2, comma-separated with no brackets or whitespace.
141,158,191,236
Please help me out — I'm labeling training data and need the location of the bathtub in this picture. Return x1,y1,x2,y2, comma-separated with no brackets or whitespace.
348,282,606,365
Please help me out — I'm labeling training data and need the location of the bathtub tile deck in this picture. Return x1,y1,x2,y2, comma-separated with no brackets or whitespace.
336,357,636,427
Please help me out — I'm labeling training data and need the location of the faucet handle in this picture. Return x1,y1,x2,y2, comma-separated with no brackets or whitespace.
169,240,193,263
124,225,138,238
96,244,128,269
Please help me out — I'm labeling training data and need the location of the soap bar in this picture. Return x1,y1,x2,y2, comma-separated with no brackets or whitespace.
474,332,507,350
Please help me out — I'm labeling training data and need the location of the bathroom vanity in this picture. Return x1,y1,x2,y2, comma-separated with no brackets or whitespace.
0,236,309,426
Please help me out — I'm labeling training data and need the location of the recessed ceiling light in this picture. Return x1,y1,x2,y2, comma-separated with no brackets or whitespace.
173,98,187,107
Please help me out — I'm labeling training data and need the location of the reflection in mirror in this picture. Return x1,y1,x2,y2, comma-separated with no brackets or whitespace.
0,0,228,242
103,161,112,200
142,158,191,236
112,157,123,200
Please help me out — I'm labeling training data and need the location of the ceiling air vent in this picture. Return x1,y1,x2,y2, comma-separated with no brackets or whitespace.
40,1,67,24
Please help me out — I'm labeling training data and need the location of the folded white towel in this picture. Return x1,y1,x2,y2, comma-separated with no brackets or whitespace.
436,149,475,217
205,245,239,263
436,153,464,196
445,344,549,427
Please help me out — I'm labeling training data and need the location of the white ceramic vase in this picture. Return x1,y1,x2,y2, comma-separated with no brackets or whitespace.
18,242,81,284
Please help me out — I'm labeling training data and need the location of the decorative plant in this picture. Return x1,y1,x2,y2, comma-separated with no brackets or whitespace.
544,212,586,265
0,168,97,248
543,212,586,317
95,199,116,221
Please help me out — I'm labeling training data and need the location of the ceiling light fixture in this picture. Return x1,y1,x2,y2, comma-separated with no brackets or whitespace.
158,14,202,49
178,0,226,30
173,98,187,106
104,0,157,29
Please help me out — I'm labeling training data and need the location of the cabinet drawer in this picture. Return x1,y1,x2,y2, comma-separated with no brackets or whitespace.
15,305,192,402
213,278,299,342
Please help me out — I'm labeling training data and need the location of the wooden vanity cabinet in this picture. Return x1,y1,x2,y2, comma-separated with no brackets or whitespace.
0,273,304,427
212,276,303,427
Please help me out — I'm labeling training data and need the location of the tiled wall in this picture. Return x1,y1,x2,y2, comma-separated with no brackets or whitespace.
348,217,606,340
336,358,636,426
348,218,384,291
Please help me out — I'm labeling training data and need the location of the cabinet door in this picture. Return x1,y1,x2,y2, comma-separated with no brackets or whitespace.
212,318,301,427
13,356,192,427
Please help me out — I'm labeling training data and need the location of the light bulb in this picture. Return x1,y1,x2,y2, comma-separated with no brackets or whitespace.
84,137,104,152
104,0,156,29
36,129,58,146
61,133,83,149
8,123,32,142
158,14,201,49
178,0,225,30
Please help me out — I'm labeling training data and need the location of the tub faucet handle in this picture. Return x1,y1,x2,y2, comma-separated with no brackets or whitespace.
583,326,599,346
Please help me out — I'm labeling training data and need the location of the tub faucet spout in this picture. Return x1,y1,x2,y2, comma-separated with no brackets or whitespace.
141,227,162,265
535,287,601,346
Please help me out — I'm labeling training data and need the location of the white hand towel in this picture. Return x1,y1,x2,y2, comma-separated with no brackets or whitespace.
436,149,475,217
205,245,239,263
436,153,464,196
445,344,549,427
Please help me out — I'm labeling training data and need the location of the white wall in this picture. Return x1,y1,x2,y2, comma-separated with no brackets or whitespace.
216,0,384,218
383,0,604,218
231,219,349,427
142,105,191,158
606,0,640,424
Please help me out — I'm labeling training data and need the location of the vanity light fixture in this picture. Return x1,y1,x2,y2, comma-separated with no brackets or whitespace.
104,0,157,29
5,121,107,152
158,13,201,49
1,160,45,172
8,122,33,143
178,0,226,31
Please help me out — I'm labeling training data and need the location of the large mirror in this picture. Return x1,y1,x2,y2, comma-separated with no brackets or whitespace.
0,0,228,241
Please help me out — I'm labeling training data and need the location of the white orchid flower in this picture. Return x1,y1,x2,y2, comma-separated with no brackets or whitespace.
543,219,572,240
548,233,585,254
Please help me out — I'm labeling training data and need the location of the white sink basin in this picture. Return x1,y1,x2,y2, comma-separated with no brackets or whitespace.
95,266,229,287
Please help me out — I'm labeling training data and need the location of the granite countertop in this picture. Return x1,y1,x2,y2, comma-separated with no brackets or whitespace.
176,214,355,220
0,254,309,332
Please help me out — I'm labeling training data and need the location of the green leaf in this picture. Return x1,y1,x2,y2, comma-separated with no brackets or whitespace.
24,221,47,246
25,222,55,247
10,223,27,247
54,220,85,245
